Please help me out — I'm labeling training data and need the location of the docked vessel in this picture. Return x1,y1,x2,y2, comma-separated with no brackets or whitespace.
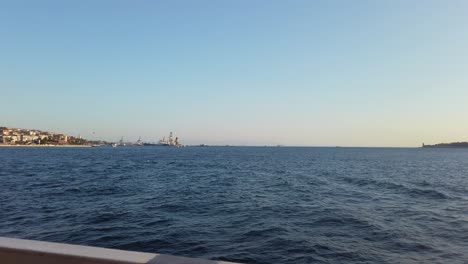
144,132,183,147
111,137,125,147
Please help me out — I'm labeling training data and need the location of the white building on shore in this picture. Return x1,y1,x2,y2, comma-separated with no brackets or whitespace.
1,127,59,144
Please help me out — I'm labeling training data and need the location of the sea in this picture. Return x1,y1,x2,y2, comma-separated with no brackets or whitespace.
1,147,467,264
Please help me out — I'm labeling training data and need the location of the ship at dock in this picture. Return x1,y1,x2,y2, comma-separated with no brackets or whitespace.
143,132,183,147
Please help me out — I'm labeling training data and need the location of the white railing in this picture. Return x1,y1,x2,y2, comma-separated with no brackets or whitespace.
0,237,240,264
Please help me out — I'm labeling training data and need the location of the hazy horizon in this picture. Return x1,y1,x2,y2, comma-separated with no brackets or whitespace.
2,1,468,147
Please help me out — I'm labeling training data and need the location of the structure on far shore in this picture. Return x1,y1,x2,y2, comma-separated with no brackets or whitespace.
0,127,99,146
158,132,183,147
422,142,468,148
142,132,183,147
0,126,183,147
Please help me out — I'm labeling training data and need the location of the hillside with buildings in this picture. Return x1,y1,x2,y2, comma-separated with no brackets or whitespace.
0,127,94,146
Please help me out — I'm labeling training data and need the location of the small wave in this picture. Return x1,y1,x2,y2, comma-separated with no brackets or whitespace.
409,188,449,200
341,176,451,200
86,211,129,225
157,203,191,213
241,226,288,238
311,216,372,229
392,240,437,253
64,187,81,193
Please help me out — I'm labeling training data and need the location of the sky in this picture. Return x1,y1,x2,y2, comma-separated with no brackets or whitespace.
1,1,467,147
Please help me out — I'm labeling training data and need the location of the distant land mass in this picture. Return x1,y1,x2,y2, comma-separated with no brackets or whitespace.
0,126,105,146
422,142,468,148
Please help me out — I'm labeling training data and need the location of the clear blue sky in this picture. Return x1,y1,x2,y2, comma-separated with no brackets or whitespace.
1,1,467,146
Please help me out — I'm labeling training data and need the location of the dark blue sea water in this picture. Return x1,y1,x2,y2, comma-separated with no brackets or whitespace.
1,147,468,263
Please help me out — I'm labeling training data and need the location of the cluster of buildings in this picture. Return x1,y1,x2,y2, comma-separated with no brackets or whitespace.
0,127,71,145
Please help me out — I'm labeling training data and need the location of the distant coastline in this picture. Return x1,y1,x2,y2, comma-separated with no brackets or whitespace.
422,142,468,148
1,126,107,147
0,144,91,148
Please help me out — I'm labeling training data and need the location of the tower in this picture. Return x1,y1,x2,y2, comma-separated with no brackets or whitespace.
169,132,174,146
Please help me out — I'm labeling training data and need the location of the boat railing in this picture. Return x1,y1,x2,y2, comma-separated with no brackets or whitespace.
0,237,240,264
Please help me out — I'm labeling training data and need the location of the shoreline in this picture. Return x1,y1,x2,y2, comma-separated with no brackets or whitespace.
0,144,91,148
